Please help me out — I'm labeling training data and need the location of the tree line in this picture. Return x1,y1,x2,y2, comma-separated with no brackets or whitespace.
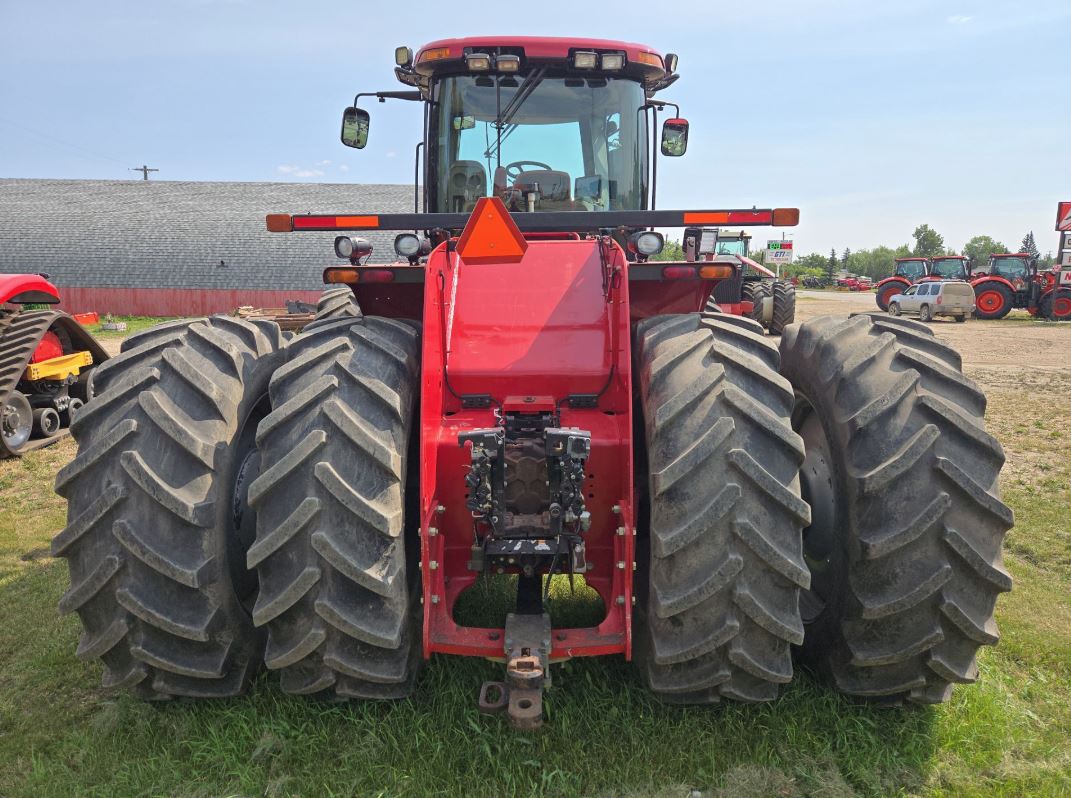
783,225,1054,281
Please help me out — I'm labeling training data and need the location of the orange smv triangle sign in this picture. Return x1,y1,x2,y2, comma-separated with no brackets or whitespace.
455,197,528,264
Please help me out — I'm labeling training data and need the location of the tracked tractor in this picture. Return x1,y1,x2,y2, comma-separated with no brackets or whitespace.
0,273,108,457
54,38,1012,728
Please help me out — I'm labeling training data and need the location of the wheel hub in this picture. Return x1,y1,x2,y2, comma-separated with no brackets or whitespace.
2,393,33,451
793,396,839,624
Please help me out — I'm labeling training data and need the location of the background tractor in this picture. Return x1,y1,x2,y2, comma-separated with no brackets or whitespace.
1,273,108,457
700,228,795,335
971,253,1071,320
875,255,972,311
53,37,1011,729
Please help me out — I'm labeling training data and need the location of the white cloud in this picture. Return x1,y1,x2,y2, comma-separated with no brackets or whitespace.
386,151,397,159
317,159,331,166
947,14,973,24
338,164,349,171
276,164,325,178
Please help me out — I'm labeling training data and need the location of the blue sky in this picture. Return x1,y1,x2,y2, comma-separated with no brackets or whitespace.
1,0,1067,255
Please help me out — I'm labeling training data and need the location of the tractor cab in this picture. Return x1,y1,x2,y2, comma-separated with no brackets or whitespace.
895,257,928,280
928,255,971,281
713,229,751,257
343,38,685,216
987,254,1034,289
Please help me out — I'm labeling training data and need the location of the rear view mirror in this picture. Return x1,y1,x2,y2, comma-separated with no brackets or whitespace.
453,115,476,131
660,118,689,157
341,107,370,149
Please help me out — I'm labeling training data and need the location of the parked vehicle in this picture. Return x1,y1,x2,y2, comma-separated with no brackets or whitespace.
889,280,975,322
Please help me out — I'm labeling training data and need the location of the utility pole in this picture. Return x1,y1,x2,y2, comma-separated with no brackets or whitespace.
130,165,159,181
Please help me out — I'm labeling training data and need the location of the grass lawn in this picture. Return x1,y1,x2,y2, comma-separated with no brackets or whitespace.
0,365,1068,797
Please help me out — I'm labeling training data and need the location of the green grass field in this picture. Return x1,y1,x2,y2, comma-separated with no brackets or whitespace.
1,366,1068,797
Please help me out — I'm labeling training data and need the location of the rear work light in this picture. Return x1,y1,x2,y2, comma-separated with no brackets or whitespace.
334,235,373,261
466,53,492,71
395,46,413,67
662,266,696,280
628,231,665,257
496,54,520,72
600,52,625,70
572,51,598,69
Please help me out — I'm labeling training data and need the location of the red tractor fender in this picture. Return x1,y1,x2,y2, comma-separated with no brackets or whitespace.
970,274,1016,293
0,273,60,305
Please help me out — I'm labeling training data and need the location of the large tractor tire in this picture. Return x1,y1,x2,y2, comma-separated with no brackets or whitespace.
248,315,422,699
52,316,284,698
973,283,1013,320
740,281,769,329
875,281,906,312
779,314,1012,703
305,285,362,333
1039,288,1071,321
634,312,811,703
770,280,796,336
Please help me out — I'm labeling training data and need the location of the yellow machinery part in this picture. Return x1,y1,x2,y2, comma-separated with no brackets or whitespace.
24,350,93,381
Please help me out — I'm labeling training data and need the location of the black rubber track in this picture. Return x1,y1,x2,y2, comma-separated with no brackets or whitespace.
770,280,796,336
634,312,811,703
248,315,422,699
305,285,363,334
52,316,284,698
779,313,1013,704
740,281,769,329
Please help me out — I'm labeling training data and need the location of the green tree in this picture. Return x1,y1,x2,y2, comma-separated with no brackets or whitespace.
827,248,837,282
962,235,1006,270
912,224,945,257
1021,231,1039,259
841,247,852,271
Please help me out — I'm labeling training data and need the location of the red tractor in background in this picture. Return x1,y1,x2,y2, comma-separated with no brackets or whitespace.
700,228,796,335
874,256,971,311
53,37,1011,729
0,274,108,457
971,252,1071,320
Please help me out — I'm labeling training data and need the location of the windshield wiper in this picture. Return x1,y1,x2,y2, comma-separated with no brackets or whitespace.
484,67,547,163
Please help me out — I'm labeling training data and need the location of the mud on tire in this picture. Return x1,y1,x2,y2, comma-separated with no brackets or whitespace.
52,316,284,697
779,313,1013,703
634,312,810,703
248,315,422,699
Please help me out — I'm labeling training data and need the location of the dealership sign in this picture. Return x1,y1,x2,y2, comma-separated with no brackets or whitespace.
766,240,794,263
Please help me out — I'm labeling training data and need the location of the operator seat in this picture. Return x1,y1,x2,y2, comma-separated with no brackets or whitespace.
512,170,573,211
447,160,489,213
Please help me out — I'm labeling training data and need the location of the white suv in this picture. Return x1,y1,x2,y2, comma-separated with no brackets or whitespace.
889,281,975,323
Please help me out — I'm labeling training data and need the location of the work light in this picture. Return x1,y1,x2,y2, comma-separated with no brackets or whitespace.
600,53,625,71
572,51,597,69
628,231,665,257
334,236,372,261
496,54,520,72
466,53,492,71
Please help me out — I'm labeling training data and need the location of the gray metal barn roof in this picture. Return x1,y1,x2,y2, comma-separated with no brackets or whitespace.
0,178,414,291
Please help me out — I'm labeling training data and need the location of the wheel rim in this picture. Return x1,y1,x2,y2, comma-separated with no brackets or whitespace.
977,290,1005,314
2,393,33,451
793,395,840,624
1053,296,1071,319
227,391,272,613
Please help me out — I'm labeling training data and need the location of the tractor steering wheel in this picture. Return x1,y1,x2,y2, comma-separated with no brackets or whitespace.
504,160,554,181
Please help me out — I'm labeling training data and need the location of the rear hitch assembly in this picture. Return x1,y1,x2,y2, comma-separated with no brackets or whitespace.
478,613,551,731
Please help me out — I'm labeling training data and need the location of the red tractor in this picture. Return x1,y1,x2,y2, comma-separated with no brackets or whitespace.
53,38,1011,727
875,255,972,311
971,253,1071,320
0,274,108,457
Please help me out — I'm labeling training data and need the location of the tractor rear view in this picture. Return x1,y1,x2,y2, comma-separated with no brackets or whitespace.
1,274,108,457
53,37,1012,728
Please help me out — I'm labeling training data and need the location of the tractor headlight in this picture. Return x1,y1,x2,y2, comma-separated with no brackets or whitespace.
334,235,372,261
628,231,665,258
